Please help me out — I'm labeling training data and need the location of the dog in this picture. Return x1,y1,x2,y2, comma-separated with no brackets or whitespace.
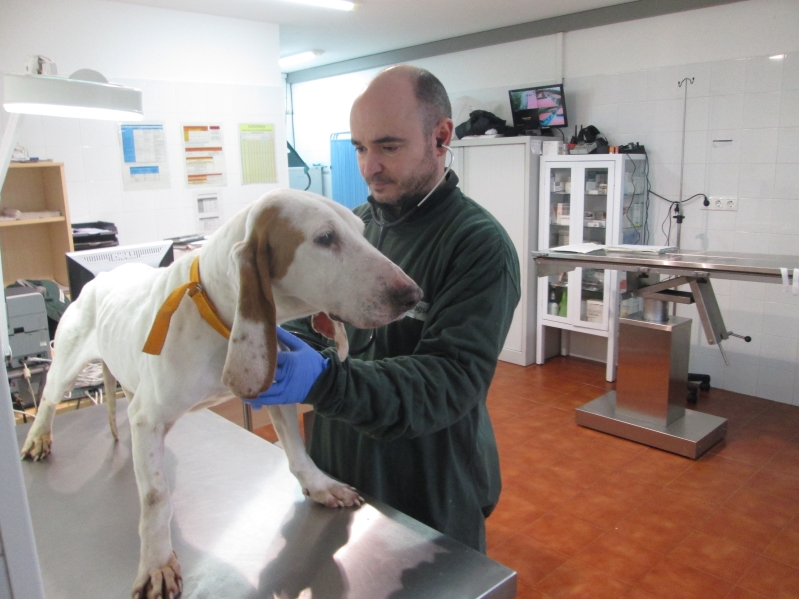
20,189,422,599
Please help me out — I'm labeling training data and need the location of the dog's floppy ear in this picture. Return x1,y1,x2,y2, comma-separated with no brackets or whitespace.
222,240,277,399
311,312,349,362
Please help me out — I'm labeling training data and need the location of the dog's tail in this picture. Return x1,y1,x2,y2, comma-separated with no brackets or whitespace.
101,361,119,441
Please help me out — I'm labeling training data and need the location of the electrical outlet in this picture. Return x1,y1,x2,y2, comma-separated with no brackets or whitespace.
703,197,738,211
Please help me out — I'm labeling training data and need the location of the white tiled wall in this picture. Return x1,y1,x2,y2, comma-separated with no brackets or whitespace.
565,52,799,404
0,79,287,245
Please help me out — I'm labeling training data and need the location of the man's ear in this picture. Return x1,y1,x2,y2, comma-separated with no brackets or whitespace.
433,117,454,156
222,240,278,399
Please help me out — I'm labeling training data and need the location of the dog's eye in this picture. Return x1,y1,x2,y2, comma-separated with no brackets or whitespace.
314,232,335,247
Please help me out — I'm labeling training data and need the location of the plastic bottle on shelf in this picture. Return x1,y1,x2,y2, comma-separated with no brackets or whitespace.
558,288,568,317
547,290,559,315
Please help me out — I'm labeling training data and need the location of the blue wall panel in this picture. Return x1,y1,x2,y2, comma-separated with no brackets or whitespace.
330,135,369,210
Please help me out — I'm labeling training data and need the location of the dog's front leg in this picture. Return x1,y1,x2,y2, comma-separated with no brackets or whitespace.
129,400,182,599
267,405,362,508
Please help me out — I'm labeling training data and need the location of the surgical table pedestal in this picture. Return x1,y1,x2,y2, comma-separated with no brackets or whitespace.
533,249,799,459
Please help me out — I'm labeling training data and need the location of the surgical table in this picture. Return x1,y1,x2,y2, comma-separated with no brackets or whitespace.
533,249,799,459
16,402,516,599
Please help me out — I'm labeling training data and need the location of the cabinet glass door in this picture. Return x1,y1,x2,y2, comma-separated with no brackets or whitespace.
581,166,610,245
576,166,611,329
545,167,573,320
548,167,572,248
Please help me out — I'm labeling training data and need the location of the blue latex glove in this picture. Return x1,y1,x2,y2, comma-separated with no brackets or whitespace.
248,327,330,406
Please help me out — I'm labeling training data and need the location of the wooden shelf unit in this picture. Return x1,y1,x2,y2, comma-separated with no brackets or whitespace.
0,162,74,287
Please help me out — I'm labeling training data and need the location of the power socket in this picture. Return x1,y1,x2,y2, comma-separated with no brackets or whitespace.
702,197,738,211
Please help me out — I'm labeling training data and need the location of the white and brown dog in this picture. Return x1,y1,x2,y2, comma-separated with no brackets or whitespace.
20,189,422,599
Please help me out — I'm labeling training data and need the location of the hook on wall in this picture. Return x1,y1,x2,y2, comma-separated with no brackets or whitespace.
678,77,695,87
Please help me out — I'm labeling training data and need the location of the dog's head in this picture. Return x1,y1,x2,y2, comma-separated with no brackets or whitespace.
222,189,422,399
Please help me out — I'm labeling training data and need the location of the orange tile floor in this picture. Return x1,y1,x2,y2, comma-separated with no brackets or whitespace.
487,357,799,599
252,356,799,598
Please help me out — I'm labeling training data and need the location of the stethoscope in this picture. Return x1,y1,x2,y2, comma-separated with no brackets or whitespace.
349,142,454,355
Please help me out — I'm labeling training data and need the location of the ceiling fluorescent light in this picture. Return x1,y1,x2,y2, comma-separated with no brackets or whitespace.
769,54,786,60
286,0,354,11
280,50,324,70
3,68,143,121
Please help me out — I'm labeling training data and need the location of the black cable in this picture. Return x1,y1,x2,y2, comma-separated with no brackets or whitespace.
623,156,641,244
643,150,651,244
661,202,677,245
303,166,312,191
556,128,565,142
653,192,709,246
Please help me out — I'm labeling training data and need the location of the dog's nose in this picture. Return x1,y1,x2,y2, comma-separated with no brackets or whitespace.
391,284,423,312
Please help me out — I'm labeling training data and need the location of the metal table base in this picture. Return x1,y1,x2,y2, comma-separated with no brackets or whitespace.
16,403,516,599
576,392,727,459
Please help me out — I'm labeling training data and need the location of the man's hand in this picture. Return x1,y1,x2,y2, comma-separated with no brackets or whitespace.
247,327,330,406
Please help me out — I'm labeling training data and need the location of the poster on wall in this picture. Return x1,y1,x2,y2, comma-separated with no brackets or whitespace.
239,124,277,184
195,191,223,234
119,123,170,191
182,124,227,187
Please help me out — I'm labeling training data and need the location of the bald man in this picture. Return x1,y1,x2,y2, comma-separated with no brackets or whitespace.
254,65,520,553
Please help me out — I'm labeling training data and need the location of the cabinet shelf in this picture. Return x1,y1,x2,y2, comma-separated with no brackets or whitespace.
550,223,608,229
0,162,73,287
0,216,66,228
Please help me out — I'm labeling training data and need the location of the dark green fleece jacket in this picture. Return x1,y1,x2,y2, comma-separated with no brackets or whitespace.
298,172,520,553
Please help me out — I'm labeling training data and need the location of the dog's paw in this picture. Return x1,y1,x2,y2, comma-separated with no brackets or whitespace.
304,479,364,508
132,553,182,599
20,433,52,461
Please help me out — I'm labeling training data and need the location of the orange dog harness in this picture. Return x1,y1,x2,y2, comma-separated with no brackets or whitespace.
142,256,231,355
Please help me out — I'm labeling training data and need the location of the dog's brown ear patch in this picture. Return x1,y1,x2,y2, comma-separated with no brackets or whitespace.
222,206,305,398
222,241,276,398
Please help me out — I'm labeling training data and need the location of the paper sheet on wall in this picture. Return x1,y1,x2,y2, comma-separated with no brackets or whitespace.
239,124,277,184
119,123,170,191
196,191,222,234
182,124,227,187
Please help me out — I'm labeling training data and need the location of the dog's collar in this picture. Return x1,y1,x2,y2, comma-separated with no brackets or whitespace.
142,256,231,355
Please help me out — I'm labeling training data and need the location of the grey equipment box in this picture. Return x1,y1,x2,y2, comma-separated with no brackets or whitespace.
6,287,50,369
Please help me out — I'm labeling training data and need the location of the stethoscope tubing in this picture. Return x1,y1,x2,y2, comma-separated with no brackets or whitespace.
350,145,453,355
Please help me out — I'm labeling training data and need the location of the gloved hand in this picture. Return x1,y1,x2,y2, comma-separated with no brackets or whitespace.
248,327,330,406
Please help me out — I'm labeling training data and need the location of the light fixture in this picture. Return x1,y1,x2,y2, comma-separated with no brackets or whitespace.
279,50,325,70
285,0,354,10
3,69,143,121
769,54,786,60
1,55,143,198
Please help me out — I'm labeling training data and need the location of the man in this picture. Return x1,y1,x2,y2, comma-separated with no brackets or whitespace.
253,65,520,553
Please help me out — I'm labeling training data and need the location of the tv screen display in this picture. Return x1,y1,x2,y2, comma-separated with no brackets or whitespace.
66,241,174,300
509,84,568,129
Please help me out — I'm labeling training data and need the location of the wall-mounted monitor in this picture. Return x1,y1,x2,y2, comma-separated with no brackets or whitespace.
508,84,568,130
66,241,174,300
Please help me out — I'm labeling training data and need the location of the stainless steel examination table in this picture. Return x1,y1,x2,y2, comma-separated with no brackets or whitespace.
16,403,516,599
534,249,799,459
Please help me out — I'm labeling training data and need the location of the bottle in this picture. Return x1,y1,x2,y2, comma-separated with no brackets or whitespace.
558,288,568,317
547,290,559,315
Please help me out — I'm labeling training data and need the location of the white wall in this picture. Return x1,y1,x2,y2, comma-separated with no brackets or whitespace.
290,0,799,404
0,0,287,245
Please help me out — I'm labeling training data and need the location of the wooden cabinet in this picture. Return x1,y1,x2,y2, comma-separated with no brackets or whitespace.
0,162,73,354
0,162,73,287
451,137,544,366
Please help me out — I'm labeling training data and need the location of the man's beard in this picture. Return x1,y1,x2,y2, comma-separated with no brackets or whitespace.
368,146,440,211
